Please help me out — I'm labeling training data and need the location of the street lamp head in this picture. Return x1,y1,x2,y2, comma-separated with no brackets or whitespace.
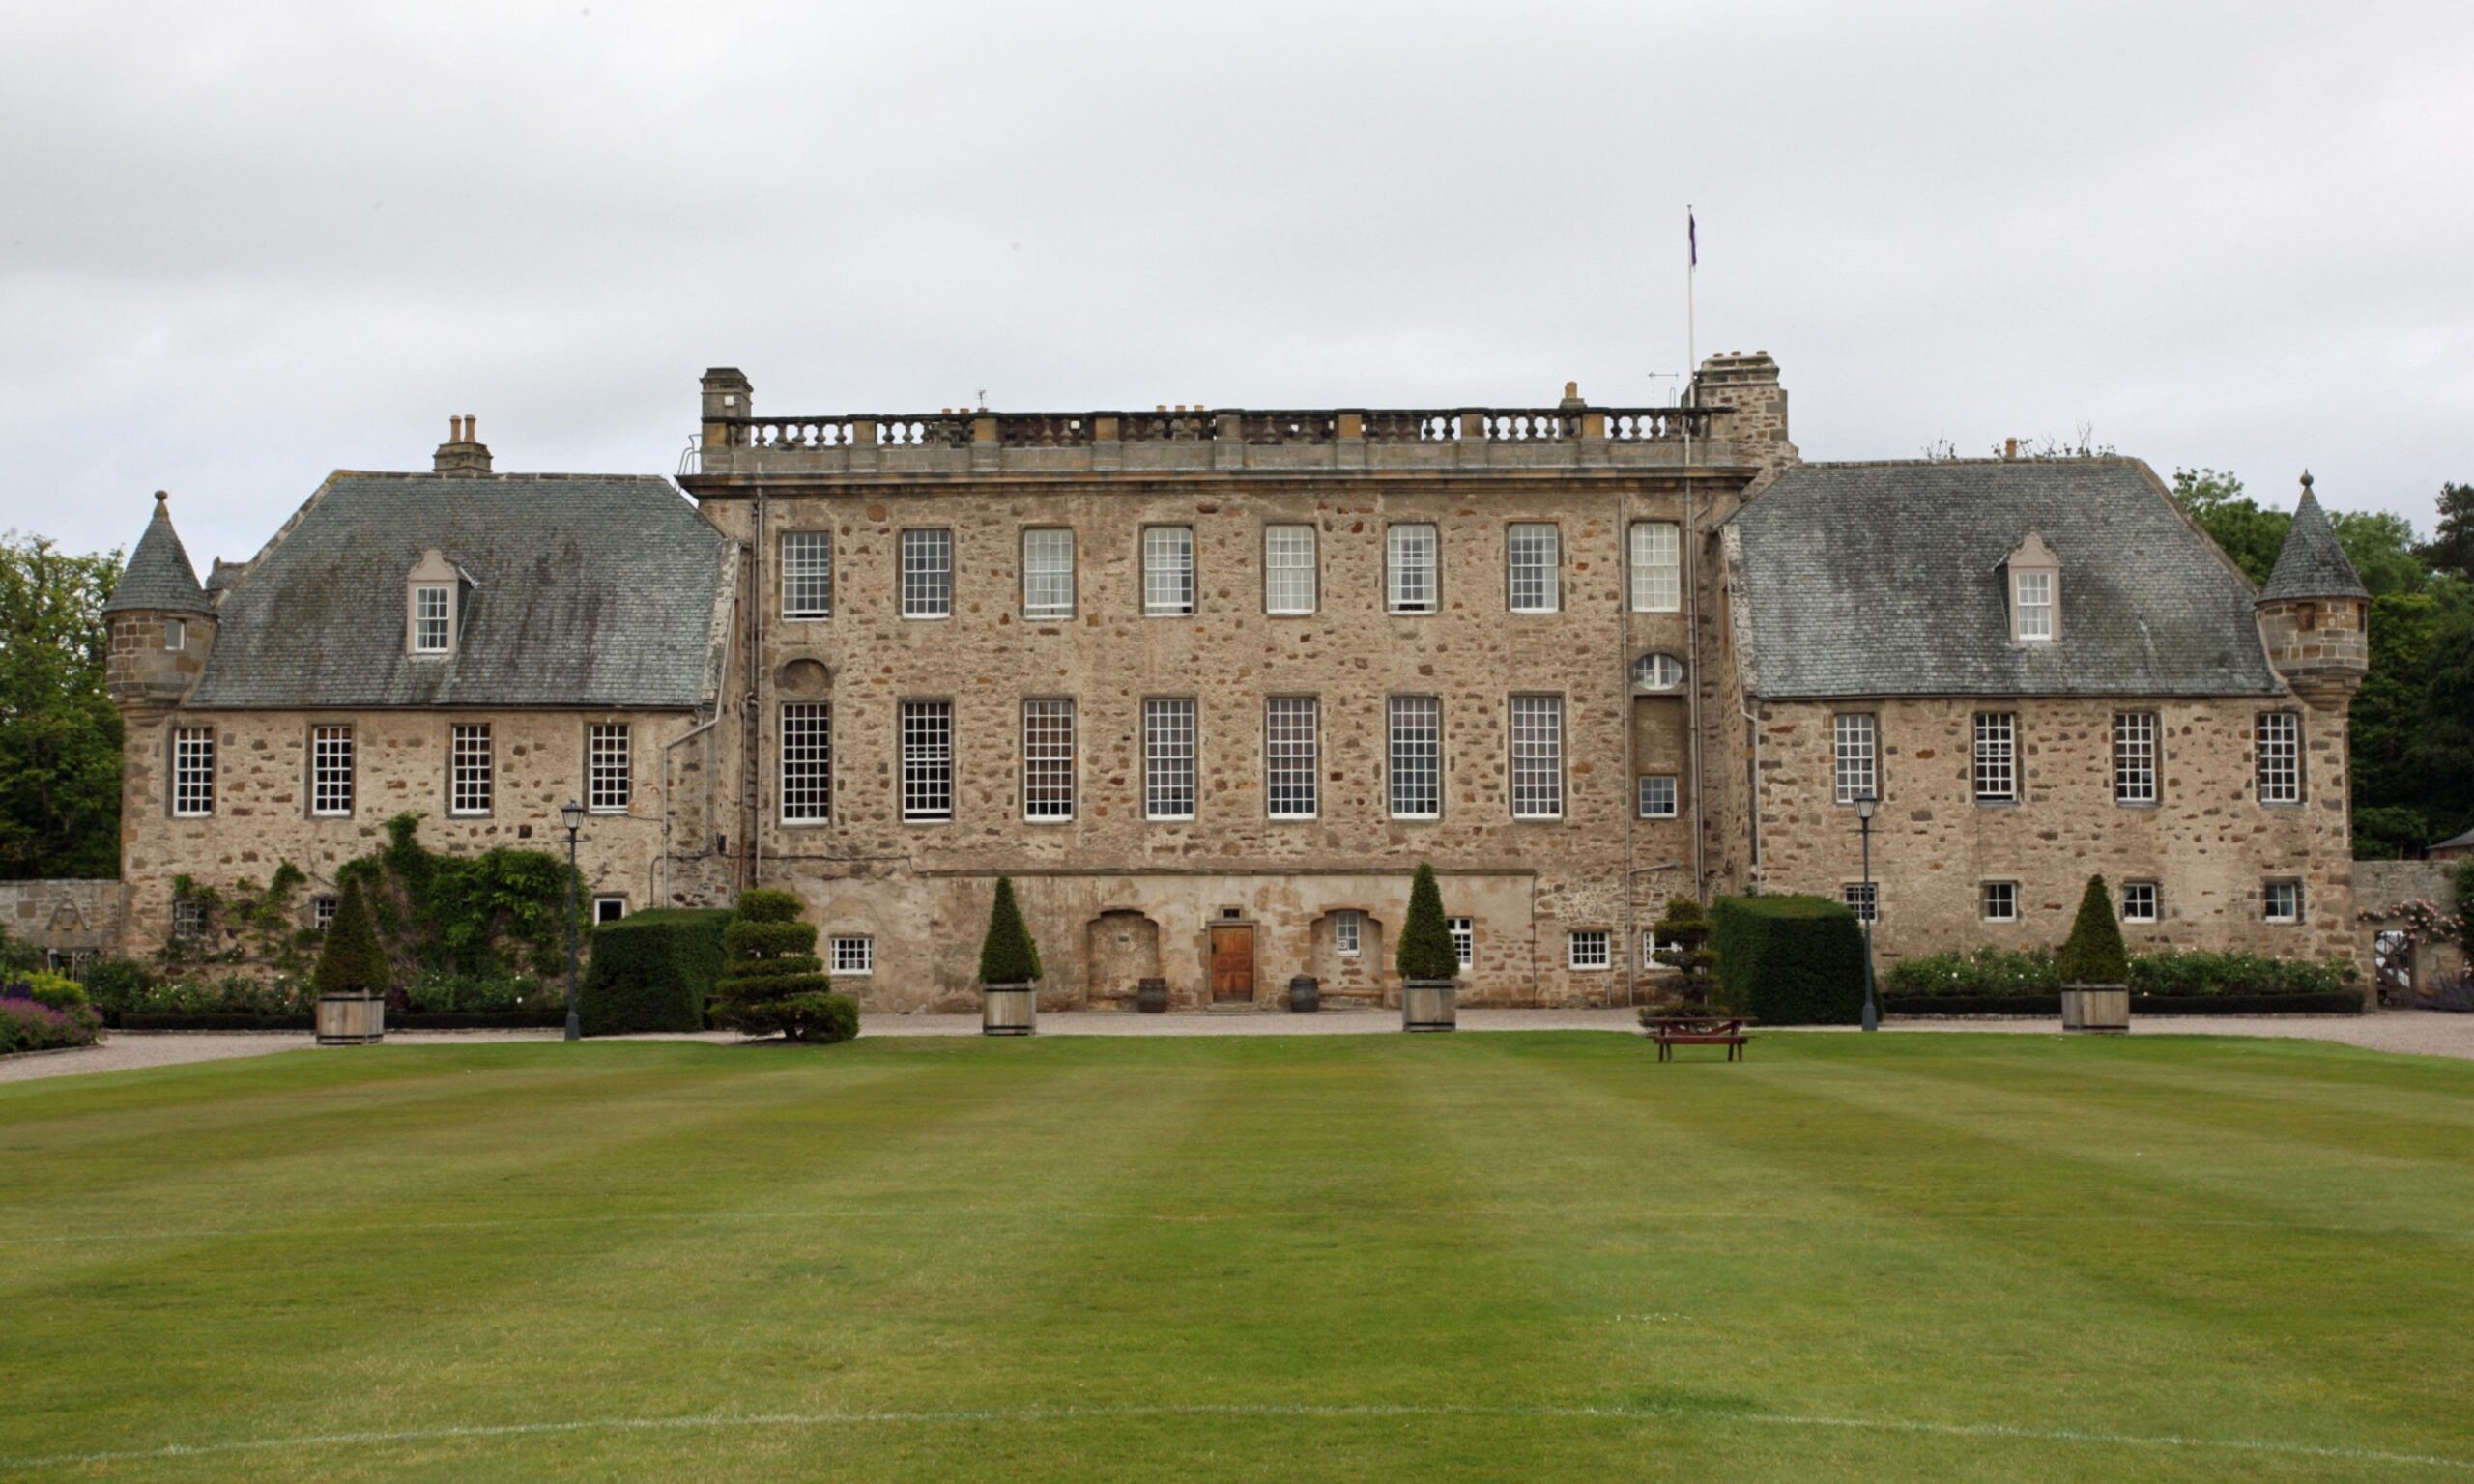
1854,792,1878,822
560,799,585,834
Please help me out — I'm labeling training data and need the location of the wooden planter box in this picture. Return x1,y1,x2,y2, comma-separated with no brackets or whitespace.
315,990,386,1046
1401,977,1457,1032
982,983,1037,1037
2060,985,2130,1034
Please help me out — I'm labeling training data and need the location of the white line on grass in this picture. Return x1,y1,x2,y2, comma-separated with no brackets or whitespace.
4,1401,2468,1473
2,1206,2461,1248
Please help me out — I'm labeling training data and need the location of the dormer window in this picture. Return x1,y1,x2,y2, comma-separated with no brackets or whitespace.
2001,532,2060,644
405,548,464,657
413,586,452,652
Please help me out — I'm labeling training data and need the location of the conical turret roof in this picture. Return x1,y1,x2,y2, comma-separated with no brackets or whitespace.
2260,474,2368,602
101,492,214,615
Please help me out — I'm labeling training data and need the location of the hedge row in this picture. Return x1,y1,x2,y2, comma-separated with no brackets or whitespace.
1884,947,2357,1000
1883,993,2365,1017
1711,895,1865,1025
580,908,732,1037
115,1012,574,1032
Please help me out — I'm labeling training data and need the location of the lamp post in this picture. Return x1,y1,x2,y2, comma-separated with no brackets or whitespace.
561,799,585,1042
1855,790,1879,1032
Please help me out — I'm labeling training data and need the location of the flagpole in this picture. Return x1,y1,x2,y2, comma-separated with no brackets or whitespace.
1685,204,1696,405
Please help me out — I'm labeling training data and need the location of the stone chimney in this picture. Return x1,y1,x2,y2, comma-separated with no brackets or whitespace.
1690,351,1799,496
433,415,493,476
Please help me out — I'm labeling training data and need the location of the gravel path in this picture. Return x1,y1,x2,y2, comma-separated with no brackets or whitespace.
7,1009,2471,1085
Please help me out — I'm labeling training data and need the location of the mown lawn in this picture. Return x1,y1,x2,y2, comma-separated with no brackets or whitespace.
1,1031,2470,1481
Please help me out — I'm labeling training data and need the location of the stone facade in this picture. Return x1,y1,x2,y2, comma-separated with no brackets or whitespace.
0,880,124,969
1737,695,2359,967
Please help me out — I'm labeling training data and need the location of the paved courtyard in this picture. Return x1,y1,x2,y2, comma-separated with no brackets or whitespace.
6,1008,2472,1084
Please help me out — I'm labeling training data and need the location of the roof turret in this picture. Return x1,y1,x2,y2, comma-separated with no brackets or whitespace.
2260,472,2369,602
101,492,214,615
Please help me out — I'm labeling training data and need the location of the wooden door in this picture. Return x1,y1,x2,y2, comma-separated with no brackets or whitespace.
1209,926,1255,1003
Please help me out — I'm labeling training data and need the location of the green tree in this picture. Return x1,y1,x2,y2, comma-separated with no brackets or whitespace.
976,876,1041,985
712,887,853,1042
1649,897,1716,1007
2056,875,2129,985
0,534,123,878
1395,863,1457,981
2172,469,2286,583
312,875,390,997
2421,481,2474,580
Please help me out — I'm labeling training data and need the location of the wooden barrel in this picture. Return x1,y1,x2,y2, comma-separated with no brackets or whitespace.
982,984,1038,1036
1136,978,1169,1013
1288,976,1320,1013
1400,978,1457,1032
315,991,386,1046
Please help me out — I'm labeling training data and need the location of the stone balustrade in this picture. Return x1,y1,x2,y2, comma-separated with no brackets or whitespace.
685,404,1728,479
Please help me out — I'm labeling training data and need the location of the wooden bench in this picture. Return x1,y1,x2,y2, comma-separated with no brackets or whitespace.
1642,1015,1754,1063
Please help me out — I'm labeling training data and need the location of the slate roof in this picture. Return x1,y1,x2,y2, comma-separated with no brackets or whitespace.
187,473,730,709
1725,459,2286,700
2260,480,2369,601
101,495,214,614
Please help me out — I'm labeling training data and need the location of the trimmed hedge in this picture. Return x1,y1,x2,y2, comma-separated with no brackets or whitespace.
581,908,731,1037
1711,895,1866,1025
714,888,856,1042
1396,863,1458,981
1886,948,2358,1001
1884,992,2364,1017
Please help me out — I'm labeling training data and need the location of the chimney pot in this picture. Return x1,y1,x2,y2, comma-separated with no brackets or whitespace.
2003,437,2019,461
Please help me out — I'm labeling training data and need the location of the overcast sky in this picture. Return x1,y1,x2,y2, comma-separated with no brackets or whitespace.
5,1,2469,568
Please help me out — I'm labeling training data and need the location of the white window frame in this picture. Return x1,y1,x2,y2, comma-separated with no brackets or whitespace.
2257,710,2302,804
1021,528,1075,621
1334,910,1362,956
1510,695,1564,820
171,725,215,817
782,530,832,619
1629,521,1681,613
592,895,626,926
829,935,875,977
2014,569,2054,642
1448,916,1475,971
1637,774,1678,819
1568,929,1611,970
1386,523,1439,614
1642,931,1667,970
413,584,452,654
2263,879,2303,924
1143,698,1196,822
310,724,355,818
449,722,493,817
171,894,207,938
781,702,831,823
1972,712,2017,803
1843,882,1879,923
1632,652,1684,693
1143,526,1195,617
1021,699,1076,823
1263,524,1318,615
2114,710,2158,805
1508,523,1560,614
901,699,954,823
1387,696,1442,821
1265,697,1319,820
588,722,632,814
1833,713,1878,805
313,895,337,933
2122,881,2159,924
164,618,185,651
1982,880,2019,923
899,528,952,619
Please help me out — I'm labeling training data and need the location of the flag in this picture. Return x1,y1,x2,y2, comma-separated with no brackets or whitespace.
1688,210,1698,269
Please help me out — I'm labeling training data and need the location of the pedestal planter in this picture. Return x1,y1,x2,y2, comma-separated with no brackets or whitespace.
315,990,386,1046
1401,977,1457,1032
1288,976,1320,1013
2059,985,2130,1034
982,982,1037,1036
1136,977,1168,1014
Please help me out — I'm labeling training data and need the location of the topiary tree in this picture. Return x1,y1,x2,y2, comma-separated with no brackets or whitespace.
1396,862,1457,981
712,887,856,1042
977,876,1041,985
1647,896,1717,1012
313,874,390,999
2057,873,2130,985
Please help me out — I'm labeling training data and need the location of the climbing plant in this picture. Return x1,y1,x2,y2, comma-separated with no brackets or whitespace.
157,863,313,977
335,813,584,981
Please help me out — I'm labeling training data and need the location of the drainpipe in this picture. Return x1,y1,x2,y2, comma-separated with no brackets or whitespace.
1619,471,1637,1008
1686,476,1707,901
745,484,767,890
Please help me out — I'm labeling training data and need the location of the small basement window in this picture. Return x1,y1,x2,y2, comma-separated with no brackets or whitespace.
592,896,626,926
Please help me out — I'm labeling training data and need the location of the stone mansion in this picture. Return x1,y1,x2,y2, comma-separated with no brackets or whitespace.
98,354,2371,1009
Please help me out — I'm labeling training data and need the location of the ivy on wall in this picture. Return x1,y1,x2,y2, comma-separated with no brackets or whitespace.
163,813,583,985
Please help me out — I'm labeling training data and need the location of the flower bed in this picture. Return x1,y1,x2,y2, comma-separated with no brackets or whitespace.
1883,947,2362,1015
1,985,103,1054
